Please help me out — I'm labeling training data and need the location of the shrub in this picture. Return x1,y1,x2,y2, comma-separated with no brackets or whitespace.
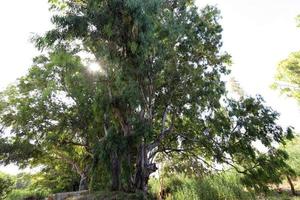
6,188,50,200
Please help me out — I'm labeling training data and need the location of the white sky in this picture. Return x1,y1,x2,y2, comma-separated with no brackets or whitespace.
196,0,300,131
0,0,300,174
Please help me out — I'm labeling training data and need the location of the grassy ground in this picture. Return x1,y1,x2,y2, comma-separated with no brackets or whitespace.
62,176,300,200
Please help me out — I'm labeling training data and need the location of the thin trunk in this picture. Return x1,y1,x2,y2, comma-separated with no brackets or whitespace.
79,166,90,191
111,150,120,191
287,175,296,196
78,174,88,191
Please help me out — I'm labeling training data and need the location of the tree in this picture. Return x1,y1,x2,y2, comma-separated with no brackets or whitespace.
0,0,293,194
0,51,101,191
272,51,300,103
272,15,300,196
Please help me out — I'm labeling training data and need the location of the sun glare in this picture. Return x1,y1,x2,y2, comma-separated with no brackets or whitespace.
88,62,100,73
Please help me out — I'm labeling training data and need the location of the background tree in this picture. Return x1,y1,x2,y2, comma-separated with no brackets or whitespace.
272,51,300,103
272,15,300,195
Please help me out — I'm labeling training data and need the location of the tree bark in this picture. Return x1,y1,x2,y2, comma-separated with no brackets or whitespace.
125,149,134,192
287,175,297,196
134,142,157,192
111,150,120,191
134,143,146,191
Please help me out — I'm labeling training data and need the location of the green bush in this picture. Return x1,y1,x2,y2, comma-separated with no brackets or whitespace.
6,188,50,200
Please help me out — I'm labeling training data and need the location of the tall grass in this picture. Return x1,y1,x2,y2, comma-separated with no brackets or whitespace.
149,171,256,200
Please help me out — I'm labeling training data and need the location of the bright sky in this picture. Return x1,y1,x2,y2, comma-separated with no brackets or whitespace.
196,0,300,131
0,0,300,174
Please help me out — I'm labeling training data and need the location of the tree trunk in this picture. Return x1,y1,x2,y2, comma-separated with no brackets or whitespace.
79,174,88,191
287,175,297,196
125,149,134,192
134,143,146,191
111,150,120,191
134,142,158,193
78,165,90,191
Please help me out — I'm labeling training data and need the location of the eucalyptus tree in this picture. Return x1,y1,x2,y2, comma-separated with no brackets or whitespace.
0,0,293,193
39,0,234,191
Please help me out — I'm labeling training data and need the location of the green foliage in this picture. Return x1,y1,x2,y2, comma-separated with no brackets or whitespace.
149,172,255,200
240,148,295,193
283,136,300,176
6,188,49,200
0,0,294,193
0,172,50,200
0,49,104,190
89,160,111,191
272,51,300,103
0,172,14,200
15,173,31,189
148,178,160,198
31,165,80,193
297,15,300,28
160,95,294,192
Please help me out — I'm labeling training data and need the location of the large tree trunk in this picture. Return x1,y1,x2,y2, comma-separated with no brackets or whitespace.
134,142,157,192
111,150,121,191
287,175,296,196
